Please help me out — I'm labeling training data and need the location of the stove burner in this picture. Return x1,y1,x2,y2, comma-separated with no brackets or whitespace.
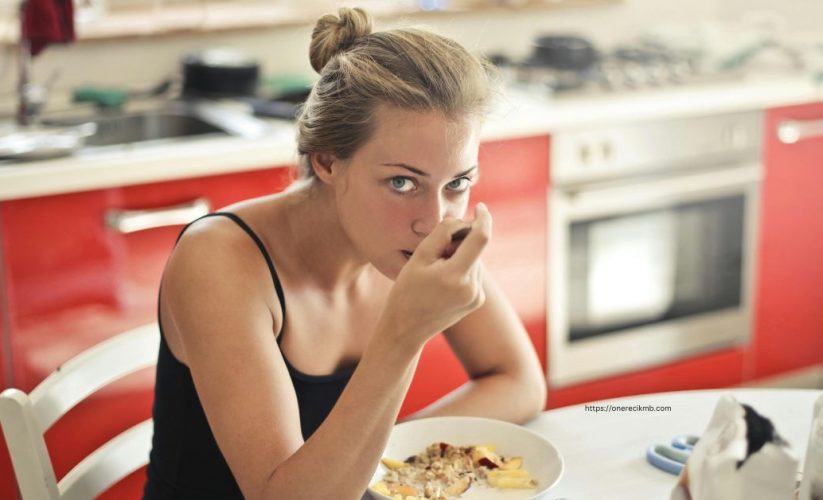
500,37,734,96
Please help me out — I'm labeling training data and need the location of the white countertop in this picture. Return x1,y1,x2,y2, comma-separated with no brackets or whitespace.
487,73,821,137
526,388,822,500
1,73,820,202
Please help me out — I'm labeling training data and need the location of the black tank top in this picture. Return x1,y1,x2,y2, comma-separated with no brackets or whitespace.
143,212,356,499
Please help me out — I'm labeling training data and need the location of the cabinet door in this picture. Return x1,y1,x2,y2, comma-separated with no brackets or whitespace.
752,103,823,379
400,135,550,416
0,275,9,500
0,167,293,499
0,272,6,389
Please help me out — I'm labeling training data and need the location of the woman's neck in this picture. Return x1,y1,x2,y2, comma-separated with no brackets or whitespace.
280,182,374,293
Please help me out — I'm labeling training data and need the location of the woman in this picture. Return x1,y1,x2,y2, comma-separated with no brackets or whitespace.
143,7,546,499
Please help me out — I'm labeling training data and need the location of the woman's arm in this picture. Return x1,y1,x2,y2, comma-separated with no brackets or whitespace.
402,267,547,424
163,211,491,500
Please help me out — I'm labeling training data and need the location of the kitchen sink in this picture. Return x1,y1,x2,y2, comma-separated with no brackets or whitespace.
0,101,272,162
80,111,228,146
41,101,270,149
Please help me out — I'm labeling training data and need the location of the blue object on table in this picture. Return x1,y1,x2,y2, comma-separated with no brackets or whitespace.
646,445,689,475
672,434,699,450
646,434,699,475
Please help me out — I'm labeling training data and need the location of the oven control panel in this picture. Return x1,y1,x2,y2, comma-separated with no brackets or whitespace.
551,111,764,187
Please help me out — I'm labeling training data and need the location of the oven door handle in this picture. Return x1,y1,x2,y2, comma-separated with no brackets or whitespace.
558,164,762,219
778,118,823,144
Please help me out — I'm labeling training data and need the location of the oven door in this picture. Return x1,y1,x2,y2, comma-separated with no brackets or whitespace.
548,163,762,387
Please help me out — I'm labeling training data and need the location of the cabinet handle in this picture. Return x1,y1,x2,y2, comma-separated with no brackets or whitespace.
777,118,823,144
105,198,211,234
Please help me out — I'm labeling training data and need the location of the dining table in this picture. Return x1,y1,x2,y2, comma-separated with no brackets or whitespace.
524,387,822,499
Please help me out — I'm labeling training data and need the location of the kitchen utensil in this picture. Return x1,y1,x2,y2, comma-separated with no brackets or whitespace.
672,434,699,450
519,35,599,92
182,48,260,98
646,444,690,475
646,434,699,475
441,226,471,259
529,35,598,71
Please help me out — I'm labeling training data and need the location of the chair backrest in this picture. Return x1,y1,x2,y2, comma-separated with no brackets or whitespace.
0,323,160,500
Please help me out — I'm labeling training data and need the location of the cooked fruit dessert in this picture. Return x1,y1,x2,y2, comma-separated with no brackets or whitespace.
371,442,537,499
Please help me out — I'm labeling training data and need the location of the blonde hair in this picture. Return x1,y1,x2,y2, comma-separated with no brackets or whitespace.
295,7,496,180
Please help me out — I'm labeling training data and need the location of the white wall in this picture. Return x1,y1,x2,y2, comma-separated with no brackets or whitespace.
715,0,823,37
0,0,819,115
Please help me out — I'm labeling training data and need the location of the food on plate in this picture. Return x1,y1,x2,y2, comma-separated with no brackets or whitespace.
371,442,538,499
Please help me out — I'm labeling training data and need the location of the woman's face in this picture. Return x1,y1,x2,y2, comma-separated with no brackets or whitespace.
330,105,481,279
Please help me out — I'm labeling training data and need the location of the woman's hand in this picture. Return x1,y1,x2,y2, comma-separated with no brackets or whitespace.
378,203,493,350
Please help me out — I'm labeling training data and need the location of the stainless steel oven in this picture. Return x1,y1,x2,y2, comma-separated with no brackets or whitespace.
548,111,764,387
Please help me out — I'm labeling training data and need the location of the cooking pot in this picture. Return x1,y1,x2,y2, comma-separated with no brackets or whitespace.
529,35,598,71
182,48,260,97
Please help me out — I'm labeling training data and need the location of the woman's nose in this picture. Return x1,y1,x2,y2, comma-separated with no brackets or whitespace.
411,195,450,237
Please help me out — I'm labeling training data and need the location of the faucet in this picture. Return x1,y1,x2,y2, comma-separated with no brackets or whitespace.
17,0,48,126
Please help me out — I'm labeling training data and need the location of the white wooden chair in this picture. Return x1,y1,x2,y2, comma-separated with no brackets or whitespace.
0,323,160,500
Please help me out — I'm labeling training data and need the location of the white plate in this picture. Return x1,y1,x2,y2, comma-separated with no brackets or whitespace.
366,416,564,500
0,123,96,161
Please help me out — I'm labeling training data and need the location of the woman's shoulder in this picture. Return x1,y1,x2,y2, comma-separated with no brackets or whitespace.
159,200,286,364
175,194,282,255
172,212,258,263
164,199,284,311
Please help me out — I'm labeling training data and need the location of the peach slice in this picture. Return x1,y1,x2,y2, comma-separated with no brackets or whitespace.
381,457,406,470
370,481,391,496
500,457,524,470
471,446,501,468
394,484,418,497
445,476,472,496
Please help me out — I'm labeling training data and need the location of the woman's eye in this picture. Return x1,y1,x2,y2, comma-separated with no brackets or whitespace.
447,177,472,192
390,177,415,193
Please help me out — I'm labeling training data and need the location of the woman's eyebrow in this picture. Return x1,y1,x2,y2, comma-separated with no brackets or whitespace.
380,163,477,178
454,166,478,178
380,162,428,176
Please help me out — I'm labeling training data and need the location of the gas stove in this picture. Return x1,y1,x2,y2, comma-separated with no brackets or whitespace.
499,38,742,97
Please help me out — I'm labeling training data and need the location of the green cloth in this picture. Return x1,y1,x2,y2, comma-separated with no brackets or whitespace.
72,86,128,108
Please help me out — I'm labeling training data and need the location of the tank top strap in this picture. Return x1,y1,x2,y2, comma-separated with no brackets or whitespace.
179,212,286,335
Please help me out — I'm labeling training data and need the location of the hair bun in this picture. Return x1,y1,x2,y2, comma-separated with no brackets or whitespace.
309,7,373,73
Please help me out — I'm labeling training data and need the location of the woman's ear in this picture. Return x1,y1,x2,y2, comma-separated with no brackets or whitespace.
310,152,338,185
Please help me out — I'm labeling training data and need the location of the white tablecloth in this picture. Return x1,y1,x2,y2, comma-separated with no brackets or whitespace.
525,388,822,499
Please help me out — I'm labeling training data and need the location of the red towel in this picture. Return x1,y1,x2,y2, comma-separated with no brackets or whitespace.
22,0,75,57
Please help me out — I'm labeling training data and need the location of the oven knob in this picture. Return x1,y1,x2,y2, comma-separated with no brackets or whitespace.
579,143,591,164
602,141,614,161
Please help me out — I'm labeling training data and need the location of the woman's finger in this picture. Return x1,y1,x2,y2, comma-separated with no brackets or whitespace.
448,203,492,272
471,260,485,306
413,217,469,263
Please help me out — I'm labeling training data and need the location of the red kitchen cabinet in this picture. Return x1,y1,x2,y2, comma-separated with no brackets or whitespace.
400,135,550,417
751,103,823,379
0,277,6,389
0,167,293,500
547,347,745,408
0,274,9,500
